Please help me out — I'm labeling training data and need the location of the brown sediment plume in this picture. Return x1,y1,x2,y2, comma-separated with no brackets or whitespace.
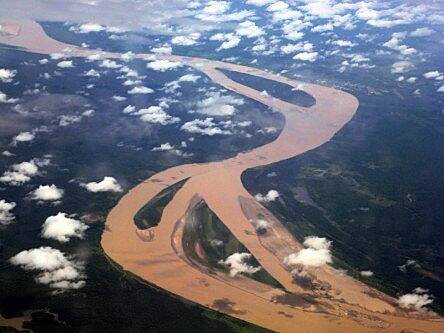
2,20,443,333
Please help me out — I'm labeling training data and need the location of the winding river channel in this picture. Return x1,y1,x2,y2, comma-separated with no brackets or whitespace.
1,20,443,333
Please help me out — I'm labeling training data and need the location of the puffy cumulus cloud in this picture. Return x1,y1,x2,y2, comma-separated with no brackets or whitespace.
29,184,64,202
267,1,289,12
82,176,122,193
391,60,414,74
236,20,265,38
41,212,88,242
70,22,125,34
0,159,44,186
0,91,19,104
253,218,271,234
123,105,136,114
127,86,154,94
195,91,244,117
246,0,274,6
280,42,313,54
293,51,318,62
196,1,253,23
57,60,74,68
151,142,192,157
163,74,201,93
13,131,35,144
0,68,17,83
410,27,434,37
152,142,174,151
423,71,443,80
360,270,374,277
0,199,16,225
151,45,172,55
58,109,95,127
77,22,105,33
311,23,334,33
9,247,86,291
438,86,444,93
99,59,121,69
146,59,183,72
172,33,201,46
210,33,241,50
398,288,433,311
383,32,416,56
332,39,356,48
284,236,332,268
218,252,261,277
181,117,232,136
130,105,180,125
303,236,331,250
281,19,310,41
255,190,279,202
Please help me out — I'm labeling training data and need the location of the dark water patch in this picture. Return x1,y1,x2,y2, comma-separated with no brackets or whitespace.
218,68,316,108
134,179,188,229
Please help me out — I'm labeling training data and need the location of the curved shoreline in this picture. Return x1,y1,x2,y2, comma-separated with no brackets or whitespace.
2,20,443,333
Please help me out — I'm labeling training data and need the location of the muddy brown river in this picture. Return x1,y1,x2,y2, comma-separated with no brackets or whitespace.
1,20,443,333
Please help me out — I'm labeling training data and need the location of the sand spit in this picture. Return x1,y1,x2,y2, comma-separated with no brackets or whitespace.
2,20,443,333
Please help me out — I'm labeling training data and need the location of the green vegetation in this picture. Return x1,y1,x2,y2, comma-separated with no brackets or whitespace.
182,199,284,290
134,179,188,229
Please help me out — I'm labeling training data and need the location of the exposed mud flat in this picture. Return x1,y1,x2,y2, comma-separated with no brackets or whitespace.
2,20,443,333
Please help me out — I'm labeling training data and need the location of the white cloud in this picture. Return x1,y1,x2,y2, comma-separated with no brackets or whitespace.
83,69,100,77
127,86,154,94
13,131,35,144
0,68,17,83
410,27,434,37
99,59,121,69
303,236,331,250
10,247,86,291
41,212,88,242
236,20,264,38
211,33,241,50
152,142,174,151
82,176,122,193
437,86,444,93
267,1,289,12
195,91,244,116
121,51,136,62
0,91,19,104
146,60,183,72
311,23,334,33
202,1,230,15
360,270,374,277
281,42,313,54
123,105,136,114
0,199,16,225
398,289,433,311
391,60,414,74
293,51,318,62
332,39,356,48
57,60,74,68
172,33,201,46
246,0,274,6
423,71,442,79
0,159,41,186
255,190,279,202
284,236,332,268
181,118,231,136
132,106,180,125
151,45,172,55
218,252,261,277
77,23,105,33
30,184,64,202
